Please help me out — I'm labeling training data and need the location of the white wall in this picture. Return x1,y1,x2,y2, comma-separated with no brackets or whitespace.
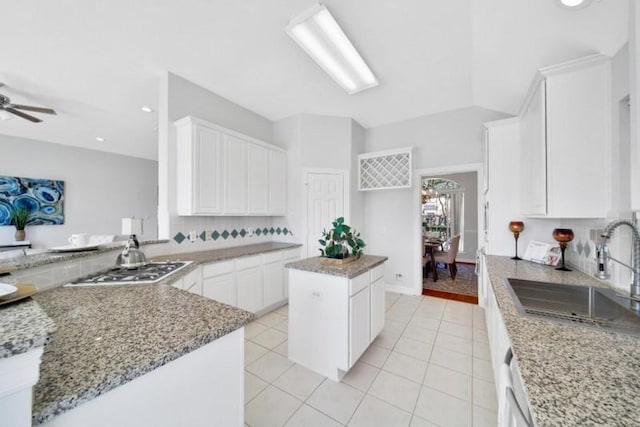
0,134,157,248
274,114,366,258
158,72,283,252
364,106,510,293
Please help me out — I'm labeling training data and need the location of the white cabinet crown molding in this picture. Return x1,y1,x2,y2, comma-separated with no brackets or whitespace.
518,53,610,117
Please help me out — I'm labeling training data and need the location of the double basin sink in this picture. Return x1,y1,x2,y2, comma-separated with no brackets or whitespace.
505,278,640,336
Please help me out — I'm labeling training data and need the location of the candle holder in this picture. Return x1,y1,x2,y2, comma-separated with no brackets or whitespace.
552,228,574,271
509,221,525,260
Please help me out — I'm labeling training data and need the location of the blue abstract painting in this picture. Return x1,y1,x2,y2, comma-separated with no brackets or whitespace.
0,176,65,226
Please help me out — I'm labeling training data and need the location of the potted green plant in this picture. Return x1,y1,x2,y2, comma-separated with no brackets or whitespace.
10,207,31,241
318,217,365,265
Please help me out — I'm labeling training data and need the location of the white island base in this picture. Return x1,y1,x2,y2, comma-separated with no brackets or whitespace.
41,328,245,427
287,258,386,381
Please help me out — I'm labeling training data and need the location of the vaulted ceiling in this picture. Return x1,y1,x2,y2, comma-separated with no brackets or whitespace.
0,0,628,160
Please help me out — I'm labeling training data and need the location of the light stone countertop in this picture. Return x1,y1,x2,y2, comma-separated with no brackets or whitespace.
31,282,254,425
0,273,55,358
285,255,388,278
485,255,640,426
0,241,301,424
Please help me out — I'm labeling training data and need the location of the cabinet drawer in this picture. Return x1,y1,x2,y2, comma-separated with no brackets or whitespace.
370,264,385,283
349,272,369,296
202,260,234,278
262,251,282,264
282,248,301,260
236,255,262,270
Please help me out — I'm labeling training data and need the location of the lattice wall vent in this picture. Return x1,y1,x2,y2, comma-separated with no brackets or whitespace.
358,147,413,191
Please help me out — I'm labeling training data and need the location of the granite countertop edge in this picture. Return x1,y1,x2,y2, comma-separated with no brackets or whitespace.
485,255,640,426
33,308,254,425
285,254,388,278
0,278,56,359
30,242,304,424
1,242,299,359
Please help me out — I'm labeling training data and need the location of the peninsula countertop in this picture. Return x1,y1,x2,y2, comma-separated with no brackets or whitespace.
285,255,388,279
31,282,254,425
485,255,640,426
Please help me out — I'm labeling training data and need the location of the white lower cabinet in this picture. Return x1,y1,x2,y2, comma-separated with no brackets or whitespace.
201,260,236,306
288,262,386,381
370,277,385,340
181,267,202,295
263,260,284,308
236,255,263,313
196,247,300,314
349,286,371,367
282,249,300,299
485,274,534,427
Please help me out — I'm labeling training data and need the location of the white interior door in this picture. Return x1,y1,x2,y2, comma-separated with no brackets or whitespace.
305,172,345,258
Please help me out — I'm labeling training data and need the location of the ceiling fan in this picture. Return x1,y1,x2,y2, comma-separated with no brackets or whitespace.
0,83,56,123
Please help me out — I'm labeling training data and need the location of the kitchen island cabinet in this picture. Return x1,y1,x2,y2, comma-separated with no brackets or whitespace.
285,255,387,381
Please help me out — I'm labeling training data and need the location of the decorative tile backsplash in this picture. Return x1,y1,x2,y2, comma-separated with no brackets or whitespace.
173,226,292,244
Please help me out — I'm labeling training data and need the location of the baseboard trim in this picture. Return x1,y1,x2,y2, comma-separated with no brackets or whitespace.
385,283,421,296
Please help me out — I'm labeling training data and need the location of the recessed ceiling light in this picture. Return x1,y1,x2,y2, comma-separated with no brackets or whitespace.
95,137,105,142
141,106,154,113
557,0,593,9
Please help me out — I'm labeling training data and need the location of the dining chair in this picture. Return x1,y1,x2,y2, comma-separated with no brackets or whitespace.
433,234,461,279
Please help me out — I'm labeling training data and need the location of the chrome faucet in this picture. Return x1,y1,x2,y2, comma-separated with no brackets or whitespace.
597,219,640,311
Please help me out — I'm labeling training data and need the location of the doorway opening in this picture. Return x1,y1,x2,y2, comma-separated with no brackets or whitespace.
415,168,480,304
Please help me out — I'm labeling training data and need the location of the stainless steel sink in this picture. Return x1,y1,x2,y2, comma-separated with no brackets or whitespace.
504,278,640,336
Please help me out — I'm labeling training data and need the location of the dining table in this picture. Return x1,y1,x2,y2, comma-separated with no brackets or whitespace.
424,239,445,282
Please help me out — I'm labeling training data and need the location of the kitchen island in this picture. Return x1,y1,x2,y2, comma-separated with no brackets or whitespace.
286,255,387,381
484,255,640,426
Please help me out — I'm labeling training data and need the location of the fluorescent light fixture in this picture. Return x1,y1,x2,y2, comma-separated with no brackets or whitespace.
95,136,105,142
557,0,592,9
286,3,378,94
140,106,153,113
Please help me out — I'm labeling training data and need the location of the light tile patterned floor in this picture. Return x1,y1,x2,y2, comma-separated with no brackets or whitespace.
244,293,497,427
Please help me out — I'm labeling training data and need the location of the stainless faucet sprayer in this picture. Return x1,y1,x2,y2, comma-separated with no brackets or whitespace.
596,219,640,311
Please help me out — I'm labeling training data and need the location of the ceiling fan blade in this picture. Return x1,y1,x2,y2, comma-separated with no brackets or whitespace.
4,107,42,123
10,104,56,115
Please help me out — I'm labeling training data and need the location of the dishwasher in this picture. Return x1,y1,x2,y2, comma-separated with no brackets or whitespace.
499,348,534,427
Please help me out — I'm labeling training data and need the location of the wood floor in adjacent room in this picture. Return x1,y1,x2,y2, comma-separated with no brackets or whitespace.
422,263,478,304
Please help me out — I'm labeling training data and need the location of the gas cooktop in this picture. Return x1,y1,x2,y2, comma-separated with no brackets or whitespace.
65,261,192,287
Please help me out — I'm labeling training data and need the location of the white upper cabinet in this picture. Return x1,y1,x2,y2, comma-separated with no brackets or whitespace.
224,134,248,214
630,1,640,210
175,116,287,216
484,118,522,256
176,122,224,215
519,54,611,218
520,80,547,216
269,150,287,215
248,143,269,214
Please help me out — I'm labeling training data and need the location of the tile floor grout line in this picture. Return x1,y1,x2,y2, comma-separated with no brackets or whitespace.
246,295,497,426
